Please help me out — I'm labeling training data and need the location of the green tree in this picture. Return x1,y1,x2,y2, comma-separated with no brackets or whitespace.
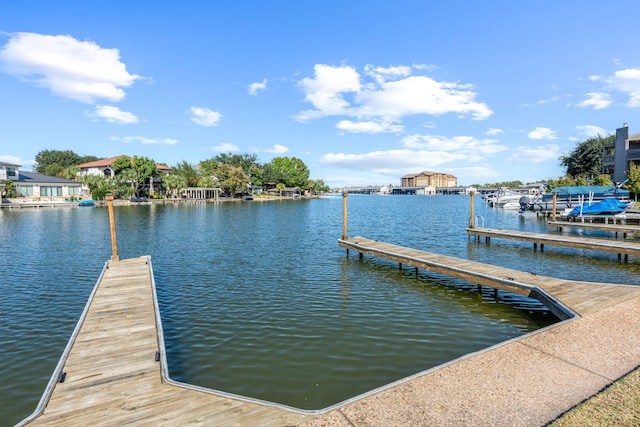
310,178,330,194
625,163,640,201
115,168,138,198
276,182,285,196
59,165,80,180
111,156,133,173
132,156,158,196
35,149,83,175
592,174,613,187
267,157,309,188
1,180,16,197
43,164,64,177
216,164,249,196
162,174,188,198
198,158,219,181
172,161,200,187
214,152,259,173
80,174,109,200
560,135,614,179
196,174,219,188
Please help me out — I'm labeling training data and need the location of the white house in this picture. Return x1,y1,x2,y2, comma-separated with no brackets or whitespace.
1,161,84,202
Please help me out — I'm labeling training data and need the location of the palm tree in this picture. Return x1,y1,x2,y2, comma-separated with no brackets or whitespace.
276,182,285,197
1,180,16,198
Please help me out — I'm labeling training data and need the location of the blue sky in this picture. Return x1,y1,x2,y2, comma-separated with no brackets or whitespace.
1,1,639,187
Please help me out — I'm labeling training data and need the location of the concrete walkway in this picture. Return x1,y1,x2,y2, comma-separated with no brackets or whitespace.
299,294,640,426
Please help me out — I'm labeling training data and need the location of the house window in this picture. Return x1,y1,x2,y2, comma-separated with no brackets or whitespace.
68,186,79,195
41,186,63,197
18,185,33,196
7,167,16,177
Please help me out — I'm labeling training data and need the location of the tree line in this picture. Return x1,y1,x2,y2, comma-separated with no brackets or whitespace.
29,150,330,200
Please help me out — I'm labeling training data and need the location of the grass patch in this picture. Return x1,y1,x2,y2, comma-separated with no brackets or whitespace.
549,366,640,426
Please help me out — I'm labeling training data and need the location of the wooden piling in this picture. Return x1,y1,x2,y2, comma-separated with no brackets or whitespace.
469,192,475,228
342,192,348,240
105,194,119,261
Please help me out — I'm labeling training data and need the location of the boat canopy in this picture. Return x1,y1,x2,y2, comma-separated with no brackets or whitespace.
542,185,630,201
568,198,628,216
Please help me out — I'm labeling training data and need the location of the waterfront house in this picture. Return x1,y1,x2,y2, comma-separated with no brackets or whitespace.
602,124,640,183
1,162,84,202
78,155,171,195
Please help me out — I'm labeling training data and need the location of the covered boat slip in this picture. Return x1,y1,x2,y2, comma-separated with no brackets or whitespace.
338,237,640,319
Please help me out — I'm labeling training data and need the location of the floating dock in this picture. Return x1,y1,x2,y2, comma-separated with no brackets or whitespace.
338,236,640,319
466,227,640,261
19,257,310,426
547,220,640,238
19,251,640,427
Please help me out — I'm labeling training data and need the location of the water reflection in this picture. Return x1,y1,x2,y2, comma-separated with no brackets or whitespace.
1,196,638,422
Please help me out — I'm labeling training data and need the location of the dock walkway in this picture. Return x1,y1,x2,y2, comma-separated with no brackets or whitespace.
547,220,640,238
466,227,640,260
20,249,640,426
19,256,310,427
338,237,640,318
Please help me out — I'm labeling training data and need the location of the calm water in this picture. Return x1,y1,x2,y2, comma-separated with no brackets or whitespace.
1,195,639,424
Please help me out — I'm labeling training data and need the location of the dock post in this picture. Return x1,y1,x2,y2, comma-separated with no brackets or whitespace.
342,192,348,240
552,192,557,222
106,193,119,261
469,192,475,228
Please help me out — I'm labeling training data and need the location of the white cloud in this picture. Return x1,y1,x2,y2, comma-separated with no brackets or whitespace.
336,120,403,133
296,64,361,121
0,32,140,103
321,149,471,175
575,125,609,138
588,75,602,81
528,127,558,140
0,154,34,168
576,92,611,110
265,144,289,153
248,78,267,95
486,128,503,136
608,68,640,107
402,134,508,155
507,144,561,163
211,142,239,152
90,105,139,124
190,107,222,126
111,136,177,145
364,64,412,84
295,64,493,127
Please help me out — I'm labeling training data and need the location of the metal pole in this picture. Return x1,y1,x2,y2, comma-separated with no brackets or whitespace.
342,192,348,240
106,193,119,261
469,191,475,228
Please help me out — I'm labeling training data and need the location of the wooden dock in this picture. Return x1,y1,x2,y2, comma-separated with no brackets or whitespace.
466,227,640,261
548,221,640,238
19,256,310,427
338,237,640,319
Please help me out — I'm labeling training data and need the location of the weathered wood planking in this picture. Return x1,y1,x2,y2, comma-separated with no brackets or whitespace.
547,221,640,238
20,256,310,427
466,227,640,259
338,237,640,319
